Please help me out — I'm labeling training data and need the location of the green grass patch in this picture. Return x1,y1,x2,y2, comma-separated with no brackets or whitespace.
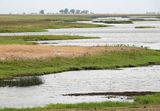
134,93,160,105
0,15,94,22
0,102,131,111
0,48,160,79
0,22,105,33
0,15,106,33
0,35,98,44
46,102,131,109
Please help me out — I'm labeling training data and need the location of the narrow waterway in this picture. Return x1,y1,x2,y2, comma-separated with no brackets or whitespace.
40,21,160,50
0,21,160,50
0,65,160,108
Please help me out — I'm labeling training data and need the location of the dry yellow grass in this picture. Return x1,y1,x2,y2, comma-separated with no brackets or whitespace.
0,45,134,60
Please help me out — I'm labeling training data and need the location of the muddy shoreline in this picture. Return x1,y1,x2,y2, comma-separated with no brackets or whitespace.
63,91,157,96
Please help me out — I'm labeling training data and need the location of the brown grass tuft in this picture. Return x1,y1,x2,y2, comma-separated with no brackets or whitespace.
0,45,136,60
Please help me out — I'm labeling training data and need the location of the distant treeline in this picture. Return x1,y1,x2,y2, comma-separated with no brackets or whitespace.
38,8,92,15
59,8,92,14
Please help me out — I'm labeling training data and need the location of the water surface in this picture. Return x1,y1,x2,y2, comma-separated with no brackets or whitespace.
0,65,160,108
0,21,160,49
40,21,160,50
0,19,160,108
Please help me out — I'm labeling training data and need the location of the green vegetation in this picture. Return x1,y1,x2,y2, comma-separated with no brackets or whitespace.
0,22,105,33
0,102,131,111
46,102,131,109
0,35,98,44
0,15,106,33
135,26,157,29
135,93,160,105
0,15,94,22
0,76,43,87
0,48,160,79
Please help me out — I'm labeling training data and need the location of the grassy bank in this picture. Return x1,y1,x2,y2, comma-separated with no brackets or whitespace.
135,93,160,105
0,22,105,33
0,15,106,33
47,93,160,109
0,48,160,79
0,35,97,44
1,93,160,111
135,26,157,29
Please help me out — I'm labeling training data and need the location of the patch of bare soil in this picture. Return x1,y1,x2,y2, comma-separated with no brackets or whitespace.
0,45,134,60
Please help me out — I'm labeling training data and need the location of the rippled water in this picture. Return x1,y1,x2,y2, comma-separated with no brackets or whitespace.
0,21,159,49
0,65,160,108
39,21,160,50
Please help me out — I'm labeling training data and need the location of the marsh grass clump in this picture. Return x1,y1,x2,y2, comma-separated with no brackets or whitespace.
0,76,43,87
134,93,160,105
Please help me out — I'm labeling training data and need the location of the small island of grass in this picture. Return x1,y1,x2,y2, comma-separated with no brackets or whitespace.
0,35,98,44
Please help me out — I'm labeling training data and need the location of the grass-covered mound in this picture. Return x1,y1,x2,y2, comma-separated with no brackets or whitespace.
0,47,160,79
